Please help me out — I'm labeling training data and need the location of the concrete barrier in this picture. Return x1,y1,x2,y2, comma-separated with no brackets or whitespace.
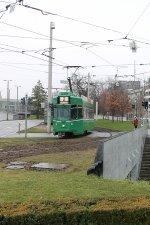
89,126,147,180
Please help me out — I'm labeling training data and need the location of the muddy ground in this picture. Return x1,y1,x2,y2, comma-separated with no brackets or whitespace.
0,124,115,163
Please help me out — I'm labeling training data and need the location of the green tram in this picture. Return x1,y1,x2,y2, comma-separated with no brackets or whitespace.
52,92,94,137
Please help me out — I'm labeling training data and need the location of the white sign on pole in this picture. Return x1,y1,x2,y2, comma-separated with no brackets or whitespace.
9,4,16,13
60,80,67,84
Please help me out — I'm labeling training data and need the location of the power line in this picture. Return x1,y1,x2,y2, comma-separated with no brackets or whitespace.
125,1,150,38
0,45,49,62
1,20,150,49
0,62,48,73
18,2,126,36
0,34,49,40
0,1,12,3
2,1,150,48
0,21,49,37
1,14,150,73
0,42,49,53
78,44,117,69
0,61,48,66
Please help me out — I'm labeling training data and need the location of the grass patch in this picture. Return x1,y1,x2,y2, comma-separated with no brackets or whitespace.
0,137,57,148
0,149,150,202
22,119,135,133
20,127,47,133
94,119,135,131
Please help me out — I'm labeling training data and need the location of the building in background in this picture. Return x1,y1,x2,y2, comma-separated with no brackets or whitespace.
117,80,141,90
0,98,23,114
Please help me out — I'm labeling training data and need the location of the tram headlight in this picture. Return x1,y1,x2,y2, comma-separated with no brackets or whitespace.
62,124,65,128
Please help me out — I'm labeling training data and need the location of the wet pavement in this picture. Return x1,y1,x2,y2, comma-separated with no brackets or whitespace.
31,162,69,170
6,131,123,138
0,119,44,138
6,161,70,171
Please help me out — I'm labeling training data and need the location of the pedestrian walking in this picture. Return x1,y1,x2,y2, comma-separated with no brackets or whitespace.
133,116,139,129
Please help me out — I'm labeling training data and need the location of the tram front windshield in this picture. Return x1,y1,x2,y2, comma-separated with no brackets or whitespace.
54,105,70,120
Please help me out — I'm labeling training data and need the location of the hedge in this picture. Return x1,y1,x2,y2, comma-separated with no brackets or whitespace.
0,197,150,225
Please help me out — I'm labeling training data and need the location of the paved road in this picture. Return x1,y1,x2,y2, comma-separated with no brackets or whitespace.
0,117,124,138
0,111,13,121
0,119,43,138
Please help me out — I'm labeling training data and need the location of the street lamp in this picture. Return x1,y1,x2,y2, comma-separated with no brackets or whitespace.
87,73,96,98
15,85,21,113
47,21,55,133
4,79,12,120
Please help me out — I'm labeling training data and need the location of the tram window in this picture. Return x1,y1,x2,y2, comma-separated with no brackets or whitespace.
54,108,57,119
78,107,83,119
71,107,77,119
83,107,86,119
58,110,68,119
57,107,70,120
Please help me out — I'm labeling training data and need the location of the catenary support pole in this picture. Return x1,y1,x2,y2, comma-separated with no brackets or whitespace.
4,80,12,120
25,94,28,138
47,22,55,133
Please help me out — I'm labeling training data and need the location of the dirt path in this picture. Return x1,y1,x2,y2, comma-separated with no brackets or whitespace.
0,138,102,163
0,124,114,163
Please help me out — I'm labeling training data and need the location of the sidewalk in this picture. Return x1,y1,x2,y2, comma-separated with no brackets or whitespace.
7,131,123,138
9,132,56,138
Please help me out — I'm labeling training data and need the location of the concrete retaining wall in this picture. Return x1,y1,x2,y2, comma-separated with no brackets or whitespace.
94,126,147,180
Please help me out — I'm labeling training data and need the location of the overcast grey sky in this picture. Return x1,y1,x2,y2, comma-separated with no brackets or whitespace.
0,0,150,99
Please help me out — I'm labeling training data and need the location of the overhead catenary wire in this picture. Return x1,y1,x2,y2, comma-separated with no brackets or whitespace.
0,62,48,73
0,21,49,37
1,0,150,101
1,2,150,79
0,33,117,68
0,34,49,40
17,2,126,36
1,34,150,72
125,1,150,38
0,42,50,53
17,1,150,47
1,43,150,75
2,20,150,49
2,1,150,48
2,0,148,41
0,1,12,3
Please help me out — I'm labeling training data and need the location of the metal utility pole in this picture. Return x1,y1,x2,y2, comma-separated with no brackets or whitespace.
87,73,90,98
15,85,21,113
133,60,137,116
4,80,12,120
25,94,28,138
47,22,55,133
96,101,98,119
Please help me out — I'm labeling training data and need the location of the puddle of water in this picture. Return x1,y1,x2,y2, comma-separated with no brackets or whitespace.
6,165,25,170
10,161,27,165
6,161,69,171
31,162,69,170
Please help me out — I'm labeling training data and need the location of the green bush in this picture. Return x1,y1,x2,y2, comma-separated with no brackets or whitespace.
0,198,150,225
0,209,150,225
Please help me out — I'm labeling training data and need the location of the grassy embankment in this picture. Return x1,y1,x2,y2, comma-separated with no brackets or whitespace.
0,119,147,203
94,119,134,131
0,118,149,225
0,147,150,202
